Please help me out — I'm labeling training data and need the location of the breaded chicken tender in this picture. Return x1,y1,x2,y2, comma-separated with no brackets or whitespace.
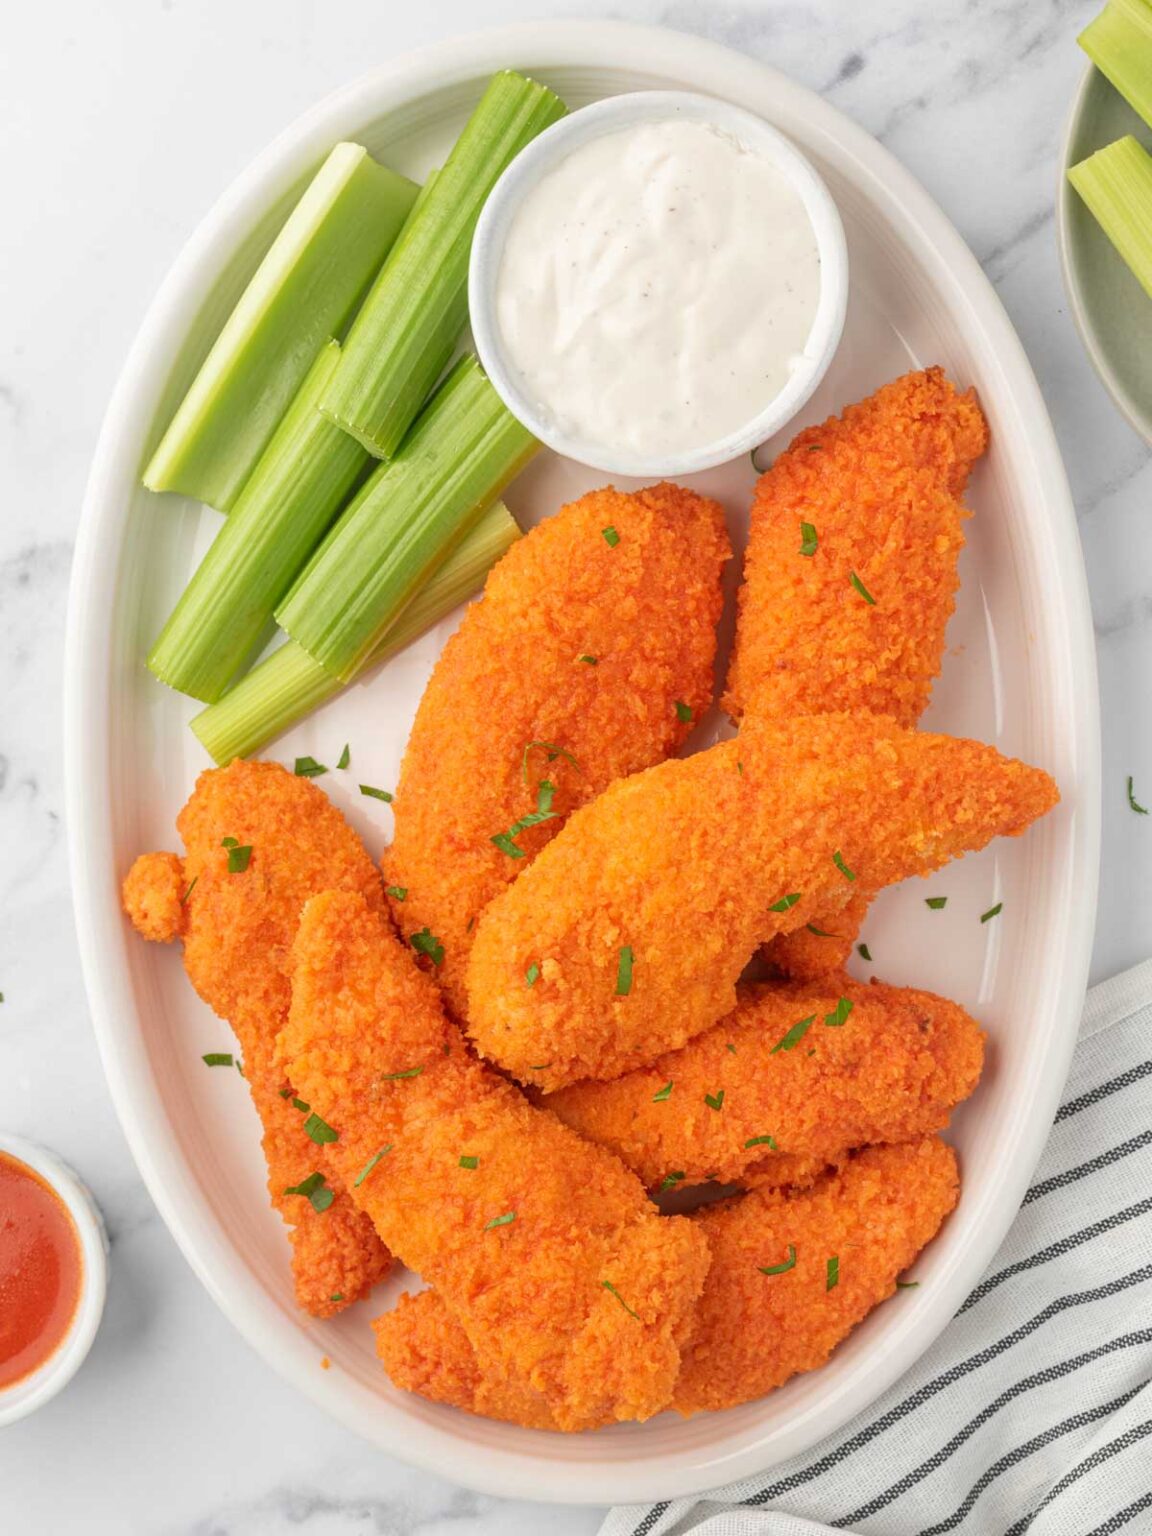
283,889,710,1432
673,1138,959,1413
725,368,987,727
726,368,988,980
543,976,983,1189
383,484,730,1015
373,1138,958,1426
464,714,1056,1090
121,761,391,1317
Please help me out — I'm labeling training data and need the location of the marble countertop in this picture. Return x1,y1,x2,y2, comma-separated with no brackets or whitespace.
2,0,1148,1529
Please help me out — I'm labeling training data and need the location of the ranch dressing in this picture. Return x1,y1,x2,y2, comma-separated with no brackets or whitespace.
494,117,822,460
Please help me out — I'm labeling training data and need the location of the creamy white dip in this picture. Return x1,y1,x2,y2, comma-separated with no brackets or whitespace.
493,117,822,460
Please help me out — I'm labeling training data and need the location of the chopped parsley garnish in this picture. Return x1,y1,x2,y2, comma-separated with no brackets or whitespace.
180,876,198,905
226,843,253,874
745,1134,778,1150
704,1090,725,1112
354,1146,392,1187
294,755,327,777
279,1088,293,1099
459,1155,479,1170
826,1255,840,1291
579,655,598,665
824,997,854,1028
1128,775,1148,814
602,526,620,547
485,1211,516,1230
737,761,744,775
330,1293,344,1303
857,942,873,962
769,892,802,913
799,521,818,557
675,700,693,723
771,1013,816,1054
528,1063,553,1071
284,1172,333,1213
359,783,393,802
616,945,634,996
492,778,560,858
602,1280,640,1319
410,928,444,966
521,740,580,785
291,1097,310,1112
850,571,876,605
652,1080,674,1102
221,837,238,848
385,885,407,901
758,1244,797,1276
202,1052,233,1067
832,849,856,882
659,1171,686,1191
380,1066,424,1081
525,963,540,987
981,902,1003,924
235,1061,245,1076
897,1280,920,1289
726,1042,737,1054
806,923,836,937
925,896,948,910
303,1113,338,1145
337,743,351,770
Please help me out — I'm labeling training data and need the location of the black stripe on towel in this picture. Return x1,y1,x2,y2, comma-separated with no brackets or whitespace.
1022,1132,1151,1205
1003,1414,1152,1536
1056,1059,1152,1121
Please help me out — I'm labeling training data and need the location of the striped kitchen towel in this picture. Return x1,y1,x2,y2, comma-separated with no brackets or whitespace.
603,959,1152,1536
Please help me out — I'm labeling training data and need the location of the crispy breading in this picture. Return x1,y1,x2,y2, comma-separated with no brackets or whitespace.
725,368,987,980
382,484,730,1015
372,1139,958,1426
120,761,391,1317
374,1291,560,1431
543,976,984,1189
282,889,710,1432
724,367,987,727
674,1138,960,1413
464,713,1056,1090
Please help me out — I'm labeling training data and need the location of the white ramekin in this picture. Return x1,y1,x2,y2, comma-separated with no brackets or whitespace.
469,89,849,477
0,1134,108,1426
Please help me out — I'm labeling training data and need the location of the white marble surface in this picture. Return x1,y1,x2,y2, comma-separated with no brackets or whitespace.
1,0,1147,1529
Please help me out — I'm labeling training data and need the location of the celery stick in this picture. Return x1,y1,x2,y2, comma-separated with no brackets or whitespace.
190,501,522,763
278,354,537,681
319,71,566,459
1080,0,1152,129
147,341,368,703
144,144,418,510
1068,136,1152,299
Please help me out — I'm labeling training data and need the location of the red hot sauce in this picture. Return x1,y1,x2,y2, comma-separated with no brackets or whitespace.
0,1151,83,1389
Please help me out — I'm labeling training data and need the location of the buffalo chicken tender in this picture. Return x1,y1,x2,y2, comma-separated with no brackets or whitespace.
543,976,984,1190
464,713,1057,1090
674,1138,960,1413
726,368,988,981
120,761,392,1318
383,484,730,1015
282,889,710,1432
373,1138,959,1426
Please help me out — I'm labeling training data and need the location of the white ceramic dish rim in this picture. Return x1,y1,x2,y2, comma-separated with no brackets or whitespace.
1056,60,1152,448
64,19,1100,1504
0,1134,108,1427
469,89,849,477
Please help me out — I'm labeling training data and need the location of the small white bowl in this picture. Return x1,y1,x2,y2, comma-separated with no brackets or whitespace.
0,1134,108,1426
469,90,848,477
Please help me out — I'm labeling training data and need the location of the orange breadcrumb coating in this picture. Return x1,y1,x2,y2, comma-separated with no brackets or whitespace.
674,1138,960,1413
121,851,186,942
374,1291,560,1430
543,976,983,1189
724,367,987,727
726,368,987,981
372,1138,958,1427
120,761,391,1317
383,484,730,1015
464,713,1057,1090
282,889,710,1432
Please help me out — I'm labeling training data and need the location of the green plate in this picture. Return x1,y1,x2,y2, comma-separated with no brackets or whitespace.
1059,61,1152,443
